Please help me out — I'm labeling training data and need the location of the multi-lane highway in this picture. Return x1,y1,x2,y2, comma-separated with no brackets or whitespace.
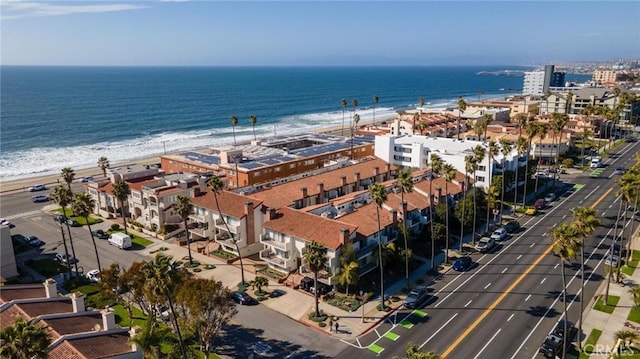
335,139,639,359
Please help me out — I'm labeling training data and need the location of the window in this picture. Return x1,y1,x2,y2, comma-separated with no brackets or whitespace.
274,167,281,172
253,171,261,177
478,165,486,171
476,176,486,182
289,163,296,169
304,159,315,166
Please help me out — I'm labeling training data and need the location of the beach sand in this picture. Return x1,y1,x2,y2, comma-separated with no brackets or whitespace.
0,116,392,194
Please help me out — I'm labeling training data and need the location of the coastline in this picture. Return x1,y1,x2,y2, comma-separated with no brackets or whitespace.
0,117,387,194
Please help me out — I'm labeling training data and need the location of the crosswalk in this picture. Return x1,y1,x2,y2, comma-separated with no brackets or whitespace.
4,210,45,220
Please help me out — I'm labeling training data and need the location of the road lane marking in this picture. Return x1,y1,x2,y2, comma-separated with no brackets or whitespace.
384,332,400,341
464,300,472,308
507,314,515,322
540,278,546,284
502,268,508,273
530,242,536,248
484,283,491,290
562,214,567,219
516,255,522,260
473,328,502,359
419,313,459,349
399,320,414,329
440,186,613,358
554,263,559,269
525,294,532,301
367,343,384,354
4,210,44,220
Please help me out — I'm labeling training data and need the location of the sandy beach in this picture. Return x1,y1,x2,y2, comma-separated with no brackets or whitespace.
0,116,391,194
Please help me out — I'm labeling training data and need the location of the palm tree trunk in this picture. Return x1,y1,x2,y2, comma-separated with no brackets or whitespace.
429,177,435,269
184,219,192,265
313,271,320,317
341,110,345,137
522,143,531,207
579,240,585,351
58,223,73,279
214,194,246,285
252,125,257,141
561,261,568,359
534,142,542,194
402,193,410,290
63,205,80,275
376,206,385,309
445,183,450,264
617,199,628,282
606,198,624,303
166,292,187,359
627,190,639,263
513,159,520,215
120,199,129,235
472,173,478,244
486,158,493,233
459,182,466,253
85,217,102,271
500,163,506,223
232,126,236,146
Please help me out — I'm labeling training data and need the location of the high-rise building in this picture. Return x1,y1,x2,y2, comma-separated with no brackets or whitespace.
523,65,564,96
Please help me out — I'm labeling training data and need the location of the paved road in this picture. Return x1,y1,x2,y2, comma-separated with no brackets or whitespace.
335,139,639,359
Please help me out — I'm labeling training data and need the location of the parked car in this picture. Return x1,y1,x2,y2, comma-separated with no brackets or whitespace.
490,228,507,242
614,167,626,175
156,304,170,321
404,286,429,309
544,193,556,202
475,237,495,253
80,176,94,183
552,320,577,339
0,218,15,228
31,195,49,203
535,172,547,178
53,214,67,223
86,269,100,283
504,220,521,233
231,291,256,305
25,235,44,247
538,333,563,358
525,207,538,215
55,253,78,264
452,256,474,271
29,184,46,192
67,219,81,227
252,341,274,357
605,254,620,267
535,199,546,210
91,229,109,239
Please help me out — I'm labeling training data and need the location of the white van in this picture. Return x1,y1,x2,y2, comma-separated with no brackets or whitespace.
108,232,132,249
590,156,602,169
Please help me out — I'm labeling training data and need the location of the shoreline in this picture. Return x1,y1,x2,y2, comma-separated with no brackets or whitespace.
0,116,389,194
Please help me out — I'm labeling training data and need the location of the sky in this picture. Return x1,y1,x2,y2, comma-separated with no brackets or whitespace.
2,0,639,66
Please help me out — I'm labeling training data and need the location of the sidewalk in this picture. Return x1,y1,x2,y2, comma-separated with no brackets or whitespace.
579,228,640,358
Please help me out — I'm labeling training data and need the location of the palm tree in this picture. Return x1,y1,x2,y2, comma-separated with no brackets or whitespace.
72,192,101,271
442,163,456,264
499,139,513,221
629,286,640,307
472,145,486,242
249,114,257,141
338,261,359,296
416,121,428,135
372,95,379,127
174,195,194,265
51,185,79,275
396,168,414,289
144,254,188,359
393,343,440,359
522,121,539,208
534,124,548,194
570,206,599,351
513,136,528,214
370,182,388,309
208,176,247,286
615,330,639,352
0,318,51,359
459,155,474,251
230,115,239,145
481,113,492,141
419,97,425,108
605,195,626,303
412,112,420,135
97,156,110,177
429,154,443,269
351,113,360,160
551,113,568,186
486,141,499,232
61,167,75,191
341,99,347,137
112,180,131,235
456,96,467,140
352,99,358,125
550,222,580,359
303,240,328,318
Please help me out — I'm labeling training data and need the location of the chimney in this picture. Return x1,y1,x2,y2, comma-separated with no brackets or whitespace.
339,227,350,246
268,207,276,220
101,308,116,331
391,209,398,226
354,172,361,189
71,292,85,313
301,187,308,198
129,326,142,352
340,176,347,186
245,201,255,245
317,183,325,203
44,278,57,298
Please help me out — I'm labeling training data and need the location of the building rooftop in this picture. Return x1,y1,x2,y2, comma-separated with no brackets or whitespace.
49,331,133,359
338,202,395,238
191,190,263,219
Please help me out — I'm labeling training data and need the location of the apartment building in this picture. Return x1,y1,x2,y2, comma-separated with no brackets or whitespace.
523,65,564,96
540,87,639,121
593,70,621,84
161,133,376,189
0,226,18,281
0,280,142,359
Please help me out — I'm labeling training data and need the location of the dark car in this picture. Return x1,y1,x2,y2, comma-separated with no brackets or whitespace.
67,219,81,227
552,320,577,340
504,220,521,233
452,256,474,271
535,198,546,210
231,291,256,305
53,214,67,223
404,285,429,309
25,236,44,247
539,333,563,358
92,229,109,239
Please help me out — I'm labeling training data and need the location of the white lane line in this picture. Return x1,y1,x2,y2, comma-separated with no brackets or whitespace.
374,328,381,338
473,328,502,359
602,211,607,216
525,294,532,302
502,268,508,274
516,255,522,260
562,214,567,219
540,278,546,284
542,233,547,237
553,263,559,270
484,283,492,290
465,300,472,308
507,313,515,322
419,313,459,349
530,242,536,248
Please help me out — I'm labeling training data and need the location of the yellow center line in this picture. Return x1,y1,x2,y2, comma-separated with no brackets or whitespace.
440,186,613,358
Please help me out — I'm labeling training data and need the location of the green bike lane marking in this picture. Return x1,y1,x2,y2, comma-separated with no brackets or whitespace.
589,168,605,177
362,310,429,354
573,184,585,191
368,343,384,354
384,331,400,341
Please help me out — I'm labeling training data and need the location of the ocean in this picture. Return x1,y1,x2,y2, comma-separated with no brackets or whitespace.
0,66,591,182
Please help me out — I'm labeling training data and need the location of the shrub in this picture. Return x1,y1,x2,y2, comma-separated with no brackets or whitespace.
257,296,268,301
307,311,327,322
318,322,326,327
205,264,216,270
376,304,391,312
192,268,202,273
110,224,121,231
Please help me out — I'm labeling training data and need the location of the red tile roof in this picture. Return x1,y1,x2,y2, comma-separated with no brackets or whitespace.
0,285,46,304
60,332,133,359
191,190,262,219
262,207,357,250
42,312,103,340
338,202,395,237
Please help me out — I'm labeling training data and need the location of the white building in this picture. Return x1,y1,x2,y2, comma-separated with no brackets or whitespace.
523,71,546,96
374,135,521,189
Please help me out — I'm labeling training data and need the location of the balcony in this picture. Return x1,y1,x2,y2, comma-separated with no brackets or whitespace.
215,218,239,233
189,213,207,223
189,227,207,240
260,250,294,269
260,234,289,251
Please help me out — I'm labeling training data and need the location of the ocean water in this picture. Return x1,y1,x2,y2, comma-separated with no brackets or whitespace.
0,66,590,181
